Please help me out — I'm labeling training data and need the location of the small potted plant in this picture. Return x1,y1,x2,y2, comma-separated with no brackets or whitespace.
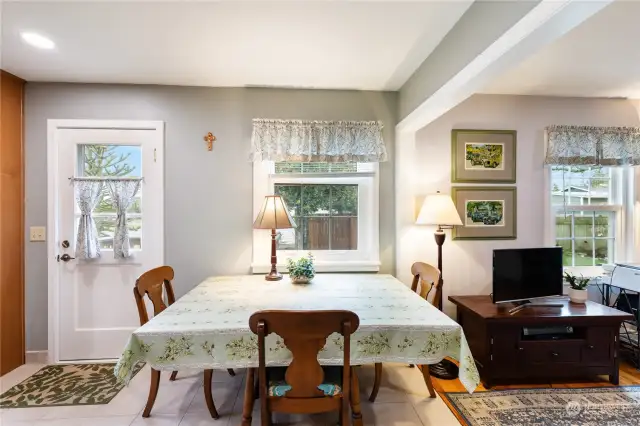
287,253,315,284
564,271,589,304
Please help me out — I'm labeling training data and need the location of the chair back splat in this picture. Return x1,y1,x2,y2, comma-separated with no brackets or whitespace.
133,266,176,326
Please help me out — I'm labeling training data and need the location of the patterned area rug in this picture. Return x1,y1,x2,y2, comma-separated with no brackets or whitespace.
0,363,143,408
443,386,640,426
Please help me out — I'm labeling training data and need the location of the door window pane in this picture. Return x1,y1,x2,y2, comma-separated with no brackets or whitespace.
92,216,142,250
78,145,141,178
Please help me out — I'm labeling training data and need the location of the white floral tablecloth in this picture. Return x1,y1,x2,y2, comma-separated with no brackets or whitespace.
114,274,480,393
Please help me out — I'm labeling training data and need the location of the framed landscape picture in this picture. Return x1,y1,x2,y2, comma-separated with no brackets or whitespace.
451,129,516,183
451,187,517,240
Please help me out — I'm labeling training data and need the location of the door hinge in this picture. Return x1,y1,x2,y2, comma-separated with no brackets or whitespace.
154,148,157,163
490,354,493,361
491,337,494,345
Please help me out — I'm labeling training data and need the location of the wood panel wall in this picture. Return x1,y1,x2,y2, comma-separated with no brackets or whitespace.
0,70,25,376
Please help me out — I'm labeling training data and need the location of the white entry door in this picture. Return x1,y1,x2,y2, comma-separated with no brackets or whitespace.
48,120,164,361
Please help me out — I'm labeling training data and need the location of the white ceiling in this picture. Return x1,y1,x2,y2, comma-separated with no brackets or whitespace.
1,1,472,90
481,1,640,98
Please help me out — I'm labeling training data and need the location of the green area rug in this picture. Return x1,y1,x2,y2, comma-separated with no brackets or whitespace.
443,386,640,426
0,363,143,408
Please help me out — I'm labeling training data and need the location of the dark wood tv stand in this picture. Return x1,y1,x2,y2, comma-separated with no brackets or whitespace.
449,295,632,388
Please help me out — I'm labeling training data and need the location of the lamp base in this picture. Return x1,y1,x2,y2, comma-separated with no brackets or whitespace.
265,271,282,281
429,359,459,380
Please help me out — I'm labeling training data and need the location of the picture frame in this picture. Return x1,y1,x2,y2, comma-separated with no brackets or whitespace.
451,129,516,183
451,187,517,240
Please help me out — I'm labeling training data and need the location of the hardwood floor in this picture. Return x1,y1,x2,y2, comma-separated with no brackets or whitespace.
433,359,640,425
434,360,640,394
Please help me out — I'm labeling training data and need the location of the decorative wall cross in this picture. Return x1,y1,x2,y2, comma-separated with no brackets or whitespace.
203,132,216,151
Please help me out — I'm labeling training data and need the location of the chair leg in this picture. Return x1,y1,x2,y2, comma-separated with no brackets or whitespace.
142,368,161,418
340,397,349,426
169,371,178,381
350,368,363,426
227,368,236,377
369,363,383,402
203,369,220,419
242,368,255,426
419,365,437,398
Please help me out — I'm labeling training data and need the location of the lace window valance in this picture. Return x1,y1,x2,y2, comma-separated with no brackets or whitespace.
250,119,387,163
545,125,640,166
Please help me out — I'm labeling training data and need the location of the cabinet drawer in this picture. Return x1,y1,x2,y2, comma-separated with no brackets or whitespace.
584,328,612,364
581,343,610,365
520,341,581,363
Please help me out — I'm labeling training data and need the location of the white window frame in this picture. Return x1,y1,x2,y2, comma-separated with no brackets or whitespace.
545,166,635,274
252,161,380,273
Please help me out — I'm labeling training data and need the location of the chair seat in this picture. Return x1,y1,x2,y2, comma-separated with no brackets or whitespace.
266,366,343,397
268,381,341,397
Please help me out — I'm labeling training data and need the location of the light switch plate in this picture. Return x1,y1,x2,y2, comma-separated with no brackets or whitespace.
30,226,46,242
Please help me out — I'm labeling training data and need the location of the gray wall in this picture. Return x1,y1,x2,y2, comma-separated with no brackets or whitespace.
25,84,397,351
395,94,640,316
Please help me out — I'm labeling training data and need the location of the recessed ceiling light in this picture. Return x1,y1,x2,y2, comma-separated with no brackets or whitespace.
20,32,55,50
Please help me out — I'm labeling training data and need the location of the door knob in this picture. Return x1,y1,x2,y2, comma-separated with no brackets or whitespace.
57,253,75,262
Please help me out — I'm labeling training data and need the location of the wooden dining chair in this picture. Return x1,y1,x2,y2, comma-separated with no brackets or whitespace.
249,310,360,426
368,262,440,402
134,266,235,419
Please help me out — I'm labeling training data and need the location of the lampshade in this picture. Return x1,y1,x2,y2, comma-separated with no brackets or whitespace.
253,195,296,230
416,192,462,226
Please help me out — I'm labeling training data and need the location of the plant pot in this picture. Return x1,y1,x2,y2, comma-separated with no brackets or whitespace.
290,276,312,285
568,288,588,304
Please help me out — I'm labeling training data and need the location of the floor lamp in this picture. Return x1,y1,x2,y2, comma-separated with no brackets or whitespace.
416,191,463,380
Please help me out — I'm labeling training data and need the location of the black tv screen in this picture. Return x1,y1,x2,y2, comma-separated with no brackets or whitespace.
492,247,563,303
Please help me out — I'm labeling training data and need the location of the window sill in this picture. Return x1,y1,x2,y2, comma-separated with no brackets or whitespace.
251,260,380,274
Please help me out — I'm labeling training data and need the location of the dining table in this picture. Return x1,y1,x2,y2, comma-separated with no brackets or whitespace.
115,273,480,425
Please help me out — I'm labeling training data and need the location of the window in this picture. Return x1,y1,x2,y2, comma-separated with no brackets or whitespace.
77,144,142,250
275,184,358,251
550,166,629,267
253,161,379,272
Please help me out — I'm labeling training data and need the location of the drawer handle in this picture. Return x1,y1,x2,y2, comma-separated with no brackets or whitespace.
551,352,559,357
518,347,524,351
587,345,595,350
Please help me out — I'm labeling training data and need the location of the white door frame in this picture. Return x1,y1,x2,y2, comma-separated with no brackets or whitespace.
47,119,165,364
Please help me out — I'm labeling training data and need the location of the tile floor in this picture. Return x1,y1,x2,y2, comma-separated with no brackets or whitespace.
0,363,461,426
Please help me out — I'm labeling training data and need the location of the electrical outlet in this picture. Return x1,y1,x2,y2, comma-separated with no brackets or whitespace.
30,226,46,242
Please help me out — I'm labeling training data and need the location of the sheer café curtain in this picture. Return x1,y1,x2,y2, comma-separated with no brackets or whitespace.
250,119,388,163
71,177,142,260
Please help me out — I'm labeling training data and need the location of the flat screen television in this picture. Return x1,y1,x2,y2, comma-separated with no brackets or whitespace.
492,247,563,304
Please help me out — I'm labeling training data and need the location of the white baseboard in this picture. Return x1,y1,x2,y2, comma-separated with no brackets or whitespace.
25,351,48,364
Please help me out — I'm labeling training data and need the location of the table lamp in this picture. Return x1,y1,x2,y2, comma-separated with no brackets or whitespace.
253,195,296,281
416,191,463,380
